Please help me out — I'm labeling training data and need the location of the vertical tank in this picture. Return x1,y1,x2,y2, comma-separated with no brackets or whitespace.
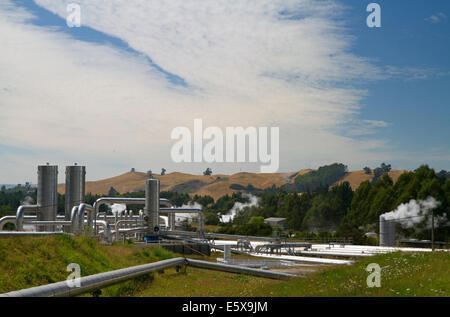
145,179,160,235
37,164,58,231
379,215,396,246
65,165,86,221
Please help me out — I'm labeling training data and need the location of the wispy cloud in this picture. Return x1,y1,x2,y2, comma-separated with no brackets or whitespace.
425,12,447,24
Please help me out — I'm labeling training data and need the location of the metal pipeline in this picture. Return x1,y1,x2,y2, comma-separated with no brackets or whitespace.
186,258,296,280
0,257,295,297
160,208,205,233
161,229,275,242
16,205,40,231
114,220,146,241
0,232,67,237
77,203,95,234
0,257,187,297
70,206,79,234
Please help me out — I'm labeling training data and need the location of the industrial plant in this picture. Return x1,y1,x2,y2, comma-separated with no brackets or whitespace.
0,164,445,297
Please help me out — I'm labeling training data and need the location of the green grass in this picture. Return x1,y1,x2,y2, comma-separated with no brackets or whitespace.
1,236,448,297
0,235,174,296
259,251,450,297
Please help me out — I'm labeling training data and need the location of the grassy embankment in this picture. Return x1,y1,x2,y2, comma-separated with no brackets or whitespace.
1,235,448,296
0,235,174,296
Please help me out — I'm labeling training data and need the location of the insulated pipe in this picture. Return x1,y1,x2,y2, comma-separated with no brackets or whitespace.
1,216,37,231
115,220,145,241
70,206,79,234
186,259,296,280
0,216,17,231
93,198,147,234
159,208,204,233
0,257,295,297
0,257,187,297
16,205,40,231
77,203,95,234
161,229,275,242
2,215,68,231
0,232,67,237
90,220,112,243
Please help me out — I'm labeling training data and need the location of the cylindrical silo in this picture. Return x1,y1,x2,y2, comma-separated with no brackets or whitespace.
37,164,58,231
65,165,86,221
145,179,160,236
379,215,396,246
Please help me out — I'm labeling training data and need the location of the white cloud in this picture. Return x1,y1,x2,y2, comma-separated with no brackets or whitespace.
425,12,447,24
1,0,396,182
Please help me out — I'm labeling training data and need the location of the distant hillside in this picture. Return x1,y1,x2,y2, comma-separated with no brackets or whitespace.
332,170,406,190
58,169,406,200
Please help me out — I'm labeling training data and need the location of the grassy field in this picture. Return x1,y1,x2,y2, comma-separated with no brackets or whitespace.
262,251,450,297
1,236,448,297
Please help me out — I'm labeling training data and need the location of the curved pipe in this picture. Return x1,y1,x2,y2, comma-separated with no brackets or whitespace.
16,205,39,231
77,203,94,235
70,206,79,233
92,198,176,234
93,220,112,243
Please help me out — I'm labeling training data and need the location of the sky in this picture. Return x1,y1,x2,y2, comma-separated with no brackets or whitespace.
0,0,449,183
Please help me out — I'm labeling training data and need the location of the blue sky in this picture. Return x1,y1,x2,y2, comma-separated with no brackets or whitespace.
347,0,450,169
0,0,449,183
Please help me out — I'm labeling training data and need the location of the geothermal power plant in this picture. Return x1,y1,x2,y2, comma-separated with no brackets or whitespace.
0,164,440,296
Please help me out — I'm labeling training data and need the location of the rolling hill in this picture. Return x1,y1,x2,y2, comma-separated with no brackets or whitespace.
58,169,406,200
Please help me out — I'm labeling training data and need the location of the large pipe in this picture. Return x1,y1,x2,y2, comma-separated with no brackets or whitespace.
161,229,275,242
159,208,204,233
0,257,295,297
16,205,40,231
145,179,160,236
0,232,67,237
185,259,294,280
37,164,58,232
77,203,94,234
0,257,186,297
65,165,85,222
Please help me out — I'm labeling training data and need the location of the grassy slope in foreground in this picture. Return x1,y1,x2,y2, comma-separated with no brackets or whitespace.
0,235,174,296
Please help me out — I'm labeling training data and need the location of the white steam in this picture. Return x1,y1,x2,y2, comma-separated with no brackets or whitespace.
177,201,203,224
381,197,441,228
220,194,259,223
110,203,126,216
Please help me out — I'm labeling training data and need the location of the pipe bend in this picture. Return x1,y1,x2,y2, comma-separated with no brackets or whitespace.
70,206,79,234
16,205,39,231
77,203,94,234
